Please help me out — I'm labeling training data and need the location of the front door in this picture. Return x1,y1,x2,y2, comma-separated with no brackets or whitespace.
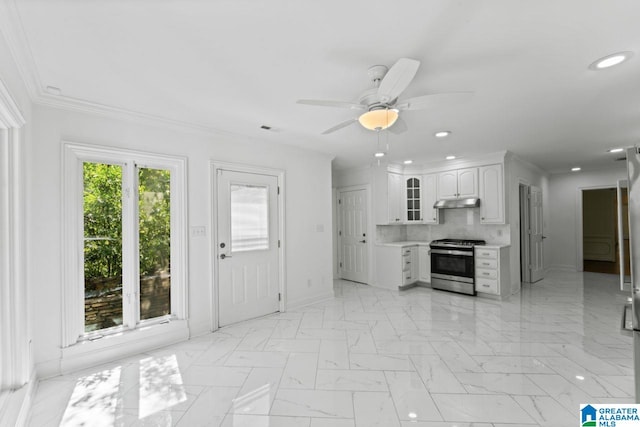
217,169,280,326
530,185,545,282
338,188,368,284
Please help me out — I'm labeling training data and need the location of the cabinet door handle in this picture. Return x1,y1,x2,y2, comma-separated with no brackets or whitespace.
483,272,490,276
359,240,366,243
482,284,490,288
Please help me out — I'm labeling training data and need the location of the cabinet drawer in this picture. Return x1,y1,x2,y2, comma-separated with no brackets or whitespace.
476,268,497,280
475,249,498,259
403,272,413,285
475,259,497,269
476,278,498,294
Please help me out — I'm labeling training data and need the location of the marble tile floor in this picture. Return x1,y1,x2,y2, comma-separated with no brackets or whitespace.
28,270,634,427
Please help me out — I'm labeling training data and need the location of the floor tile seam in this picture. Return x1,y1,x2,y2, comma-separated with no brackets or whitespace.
406,352,447,421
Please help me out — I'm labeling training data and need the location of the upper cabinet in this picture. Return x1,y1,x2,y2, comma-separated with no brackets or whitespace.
422,173,441,224
437,167,478,200
388,172,404,223
405,176,422,223
479,164,504,224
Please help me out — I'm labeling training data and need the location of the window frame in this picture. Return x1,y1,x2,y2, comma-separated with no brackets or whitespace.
62,143,188,348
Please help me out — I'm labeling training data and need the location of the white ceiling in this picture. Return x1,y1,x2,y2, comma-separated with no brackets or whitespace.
5,0,640,172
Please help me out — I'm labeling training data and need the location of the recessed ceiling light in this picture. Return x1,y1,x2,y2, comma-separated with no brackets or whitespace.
571,167,581,172
576,375,585,381
446,155,456,160
374,152,385,158
589,51,633,70
435,131,451,138
403,160,413,165
608,148,624,153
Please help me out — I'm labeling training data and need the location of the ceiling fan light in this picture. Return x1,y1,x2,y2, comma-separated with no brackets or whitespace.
358,109,399,131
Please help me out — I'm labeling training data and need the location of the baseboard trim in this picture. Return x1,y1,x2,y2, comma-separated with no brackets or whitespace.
287,290,335,310
0,371,37,427
547,264,576,272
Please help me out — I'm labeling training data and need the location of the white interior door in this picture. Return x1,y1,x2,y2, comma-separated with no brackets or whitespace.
530,185,545,282
618,179,631,292
339,188,368,284
217,169,280,326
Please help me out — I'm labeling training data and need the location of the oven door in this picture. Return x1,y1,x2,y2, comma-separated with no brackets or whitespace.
430,249,474,281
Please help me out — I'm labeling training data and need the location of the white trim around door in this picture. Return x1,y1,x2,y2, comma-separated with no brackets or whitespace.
210,162,286,331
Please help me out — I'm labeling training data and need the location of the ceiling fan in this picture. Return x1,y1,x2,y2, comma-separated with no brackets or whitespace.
297,58,472,135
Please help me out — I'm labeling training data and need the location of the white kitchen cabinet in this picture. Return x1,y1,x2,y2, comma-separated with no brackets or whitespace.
388,172,403,224
373,168,405,225
475,246,509,296
422,173,441,224
375,244,418,289
479,164,505,224
437,168,478,200
402,246,418,286
405,176,422,223
418,246,431,283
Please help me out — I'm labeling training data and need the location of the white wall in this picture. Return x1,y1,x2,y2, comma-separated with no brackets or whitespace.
547,166,626,270
0,27,35,426
28,105,334,377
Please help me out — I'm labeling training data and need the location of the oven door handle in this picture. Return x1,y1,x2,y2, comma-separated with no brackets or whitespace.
430,249,474,256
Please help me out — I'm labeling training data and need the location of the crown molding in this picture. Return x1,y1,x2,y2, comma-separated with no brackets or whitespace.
0,79,25,128
0,0,42,100
506,151,548,176
0,0,255,139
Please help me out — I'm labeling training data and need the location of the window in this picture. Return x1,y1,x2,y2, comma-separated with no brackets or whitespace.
230,184,269,252
63,144,186,346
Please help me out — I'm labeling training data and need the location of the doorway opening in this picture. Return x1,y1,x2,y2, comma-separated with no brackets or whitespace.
582,187,630,278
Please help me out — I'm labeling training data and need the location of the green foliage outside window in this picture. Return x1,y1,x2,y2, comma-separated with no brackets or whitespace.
83,163,171,284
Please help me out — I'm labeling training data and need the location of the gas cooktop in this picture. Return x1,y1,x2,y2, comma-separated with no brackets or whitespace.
430,239,486,247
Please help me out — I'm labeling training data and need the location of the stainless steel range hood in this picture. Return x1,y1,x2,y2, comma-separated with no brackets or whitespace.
433,198,481,209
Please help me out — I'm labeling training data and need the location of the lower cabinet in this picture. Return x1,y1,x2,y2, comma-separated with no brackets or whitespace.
375,245,419,289
475,246,509,296
418,246,431,283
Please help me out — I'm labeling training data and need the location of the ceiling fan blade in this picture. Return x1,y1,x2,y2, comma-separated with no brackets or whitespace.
297,99,365,110
321,118,358,134
396,92,473,111
377,58,420,103
388,116,408,134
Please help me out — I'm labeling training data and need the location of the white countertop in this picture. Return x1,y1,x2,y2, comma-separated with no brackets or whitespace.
376,241,430,247
377,241,509,248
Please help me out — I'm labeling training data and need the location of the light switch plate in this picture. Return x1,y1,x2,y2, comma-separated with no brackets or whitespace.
191,226,206,237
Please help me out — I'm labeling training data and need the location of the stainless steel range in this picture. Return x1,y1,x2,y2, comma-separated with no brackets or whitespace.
430,239,486,295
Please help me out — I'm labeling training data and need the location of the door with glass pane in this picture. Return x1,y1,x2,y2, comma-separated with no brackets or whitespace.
216,169,280,326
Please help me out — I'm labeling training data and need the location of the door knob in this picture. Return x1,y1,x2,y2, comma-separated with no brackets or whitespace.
220,253,232,259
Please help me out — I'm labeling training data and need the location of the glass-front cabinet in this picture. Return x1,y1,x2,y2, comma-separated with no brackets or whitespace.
405,176,422,223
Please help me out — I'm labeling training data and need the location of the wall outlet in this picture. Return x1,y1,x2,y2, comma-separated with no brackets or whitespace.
191,226,206,237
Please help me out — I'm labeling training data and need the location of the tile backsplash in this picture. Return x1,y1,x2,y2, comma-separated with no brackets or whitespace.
377,208,510,245
376,224,407,243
